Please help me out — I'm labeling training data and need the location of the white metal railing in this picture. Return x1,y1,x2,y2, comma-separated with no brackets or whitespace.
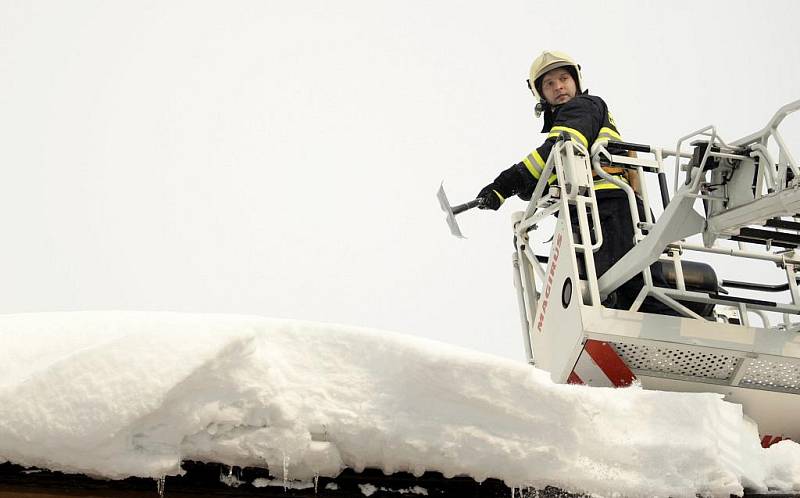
513,100,800,334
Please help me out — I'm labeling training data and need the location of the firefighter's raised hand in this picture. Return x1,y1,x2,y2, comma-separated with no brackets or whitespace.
477,185,504,211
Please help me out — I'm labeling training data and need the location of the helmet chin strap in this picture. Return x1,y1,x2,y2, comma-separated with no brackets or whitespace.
528,78,587,119
535,100,551,118
533,89,588,118
527,79,548,118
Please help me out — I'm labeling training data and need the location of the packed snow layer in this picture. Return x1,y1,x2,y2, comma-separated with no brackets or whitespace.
0,312,798,497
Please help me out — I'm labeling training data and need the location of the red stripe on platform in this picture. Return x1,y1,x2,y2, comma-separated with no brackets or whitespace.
567,371,584,385
584,339,636,387
761,435,787,448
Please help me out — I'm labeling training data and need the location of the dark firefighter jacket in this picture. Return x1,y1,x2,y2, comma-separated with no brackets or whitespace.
488,93,627,202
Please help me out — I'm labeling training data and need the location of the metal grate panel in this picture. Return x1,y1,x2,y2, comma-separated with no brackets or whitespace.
611,342,740,380
739,359,800,393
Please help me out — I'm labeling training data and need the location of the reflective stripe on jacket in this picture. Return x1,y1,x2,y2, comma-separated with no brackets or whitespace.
525,94,626,193
508,94,628,200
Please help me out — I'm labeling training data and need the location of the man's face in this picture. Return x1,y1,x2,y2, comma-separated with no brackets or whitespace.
540,67,577,106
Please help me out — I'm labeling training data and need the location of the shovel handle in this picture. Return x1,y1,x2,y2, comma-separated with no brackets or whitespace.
452,198,484,215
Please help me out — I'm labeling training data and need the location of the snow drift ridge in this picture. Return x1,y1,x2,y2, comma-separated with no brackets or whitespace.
0,311,798,496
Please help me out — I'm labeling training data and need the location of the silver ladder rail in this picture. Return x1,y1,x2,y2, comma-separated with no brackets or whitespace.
513,100,800,332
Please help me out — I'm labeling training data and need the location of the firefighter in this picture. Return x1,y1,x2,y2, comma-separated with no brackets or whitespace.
477,50,667,312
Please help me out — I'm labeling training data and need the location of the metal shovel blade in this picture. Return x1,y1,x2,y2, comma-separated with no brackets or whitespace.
437,183,465,238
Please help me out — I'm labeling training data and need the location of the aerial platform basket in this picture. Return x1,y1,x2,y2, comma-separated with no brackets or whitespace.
512,100,800,446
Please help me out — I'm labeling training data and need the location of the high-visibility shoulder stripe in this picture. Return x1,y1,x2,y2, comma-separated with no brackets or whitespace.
549,126,588,148
598,126,622,141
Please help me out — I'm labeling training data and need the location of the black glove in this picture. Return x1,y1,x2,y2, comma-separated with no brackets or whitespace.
477,185,504,211
476,163,532,210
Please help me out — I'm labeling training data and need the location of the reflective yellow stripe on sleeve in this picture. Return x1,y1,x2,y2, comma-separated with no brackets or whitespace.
522,157,539,179
522,151,557,185
548,126,588,148
522,150,546,179
493,190,505,202
598,126,622,141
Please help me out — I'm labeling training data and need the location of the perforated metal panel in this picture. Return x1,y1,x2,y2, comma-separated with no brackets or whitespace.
611,342,740,380
610,341,800,394
739,359,800,393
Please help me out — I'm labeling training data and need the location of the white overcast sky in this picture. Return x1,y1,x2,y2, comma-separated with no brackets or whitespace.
1,0,799,360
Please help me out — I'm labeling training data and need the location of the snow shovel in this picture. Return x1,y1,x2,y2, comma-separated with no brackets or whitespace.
437,183,484,238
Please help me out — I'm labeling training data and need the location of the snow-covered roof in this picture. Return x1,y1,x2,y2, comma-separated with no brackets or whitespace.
0,311,798,496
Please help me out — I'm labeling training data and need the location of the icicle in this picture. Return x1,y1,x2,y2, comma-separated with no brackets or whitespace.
282,453,290,491
156,475,166,497
313,472,319,494
511,486,515,498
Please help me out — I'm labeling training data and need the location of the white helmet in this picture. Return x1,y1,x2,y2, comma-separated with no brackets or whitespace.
527,50,583,103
